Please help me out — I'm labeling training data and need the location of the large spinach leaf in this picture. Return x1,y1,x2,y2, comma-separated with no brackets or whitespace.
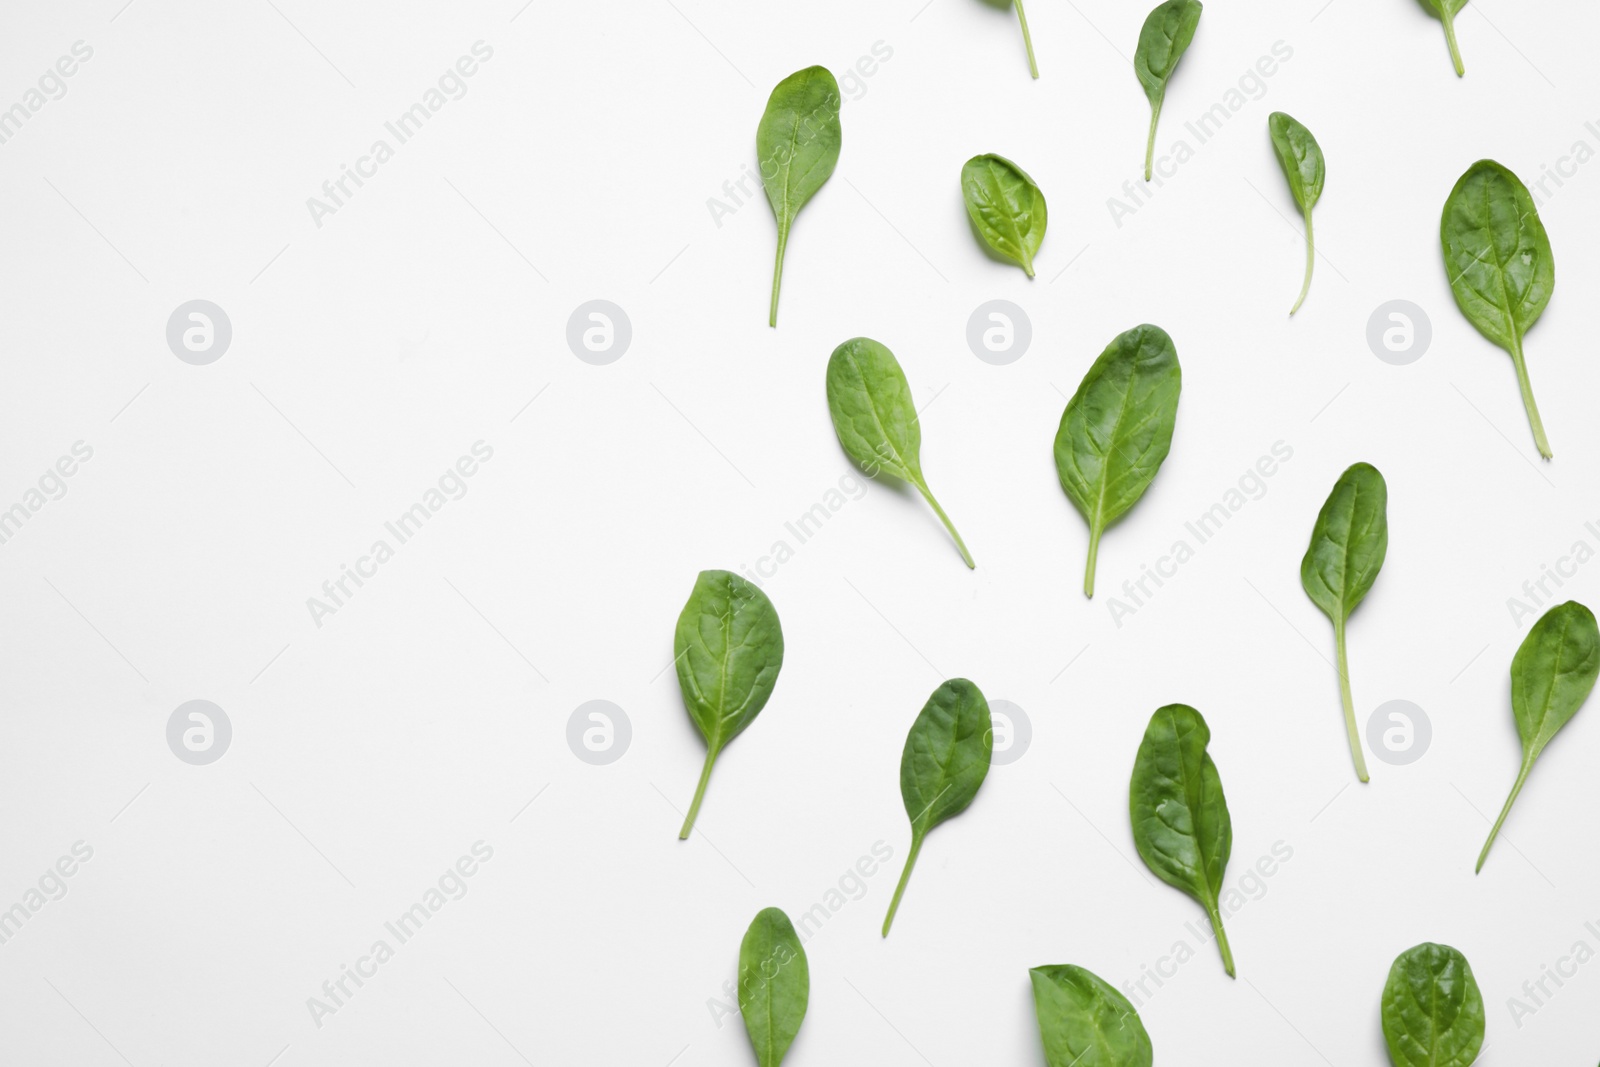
739,907,809,1067
1267,112,1325,315
757,66,842,327
961,154,1047,277
1134,0,1202,181
1030,964,1153,1067
1381,942,1484,1066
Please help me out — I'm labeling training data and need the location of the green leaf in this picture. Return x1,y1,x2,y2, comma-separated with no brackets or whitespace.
1300,462,1388,783
1134,0,1202,181
960,154,1047,277
674,570,785,839
1029,964,1154,1067
883,679,992,936
757,66,842,327
826,337,975,568
1418,0,1470,76
1267,111,1325,315
738,908,810,1067
1441,159,1556,458
1129,704,1235,977
1381,942,1484,1066
1478,600,1599,871
1053,323,1182,598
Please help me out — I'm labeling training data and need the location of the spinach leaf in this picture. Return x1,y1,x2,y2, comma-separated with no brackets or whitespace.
1134,0,1202,181
1300,462,1388,784
1381,942,1484,1066
1441,159,1556,458
1053,324,1182,598
1129,704,1236,976
826,337,975,568
1267,112,1325,315
1419,0,1469,76
757,66,842,327
1477,600,1599,871
883,679,992,936
739,907,809,1067
1030,964,1154,1067
961,154,1047,277
674,570,785,839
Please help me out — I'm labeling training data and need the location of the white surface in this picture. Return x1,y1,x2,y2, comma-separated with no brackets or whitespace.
0,0,1597,1064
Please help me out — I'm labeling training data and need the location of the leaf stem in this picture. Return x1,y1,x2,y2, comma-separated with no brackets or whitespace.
1290,205,1314,316
915,479,976,569
881,833,923,936
679,747,718,839
1144,97,1163,182
768,221,789,328
1083,524,1102,598
1477,760,1532,872
1334,619,1369,783
1014,0,1039,78
1441,12,1465,76
1508,332,1553,459
1206,904,1236,978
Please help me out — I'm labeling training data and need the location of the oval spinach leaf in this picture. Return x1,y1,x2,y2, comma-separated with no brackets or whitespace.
674,570,785,839
826,337,975,568
961,154,1047,277
1129,704,1235,977
1300,462,1388,784
757,66,842,327
1053,324,1182,598
1477,599,1599,871
1441,159,1556,458
1419,0,1469,76
1381,942,1484,1067
1134,0,1202,181
1267,111,1325,315
738,907,809,1067
883,679,992,936
1029,964,1153,1067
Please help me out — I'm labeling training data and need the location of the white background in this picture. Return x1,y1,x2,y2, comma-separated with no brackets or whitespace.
0,0,1597,1064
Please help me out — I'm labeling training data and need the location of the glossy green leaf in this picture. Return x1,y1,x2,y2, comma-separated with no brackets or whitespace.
1053,324,1182,598
1418,0,1469,76
1477,600,1599,871
1441,159,1556,458
1129,704,1235,977
1267,112,1325,315
1381,942,1484,1066
674,570,785,839
883,679,992,936
1300,462,1388,784
757,66,842,327
1030,964,1154,1067
738,908,809,1067
961,154,1047,277
1134,0,1202,181
826,337,975,568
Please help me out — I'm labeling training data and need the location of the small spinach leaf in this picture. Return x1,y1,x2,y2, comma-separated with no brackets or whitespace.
757,66,842,327
1129,704,1235,976
1300,462,1388,784
1418,0,1469,76
961,154,1047,277
1030,964,1154,1067
1381,942,1484,1066
1134,0,1202,181
739,907,809,1067
1267,112,1325,315
1053,324,1181,597
883,679,992,936
1478,600,1599,871
826,337,975,568
1441,159,1556,458
674,570,785,839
